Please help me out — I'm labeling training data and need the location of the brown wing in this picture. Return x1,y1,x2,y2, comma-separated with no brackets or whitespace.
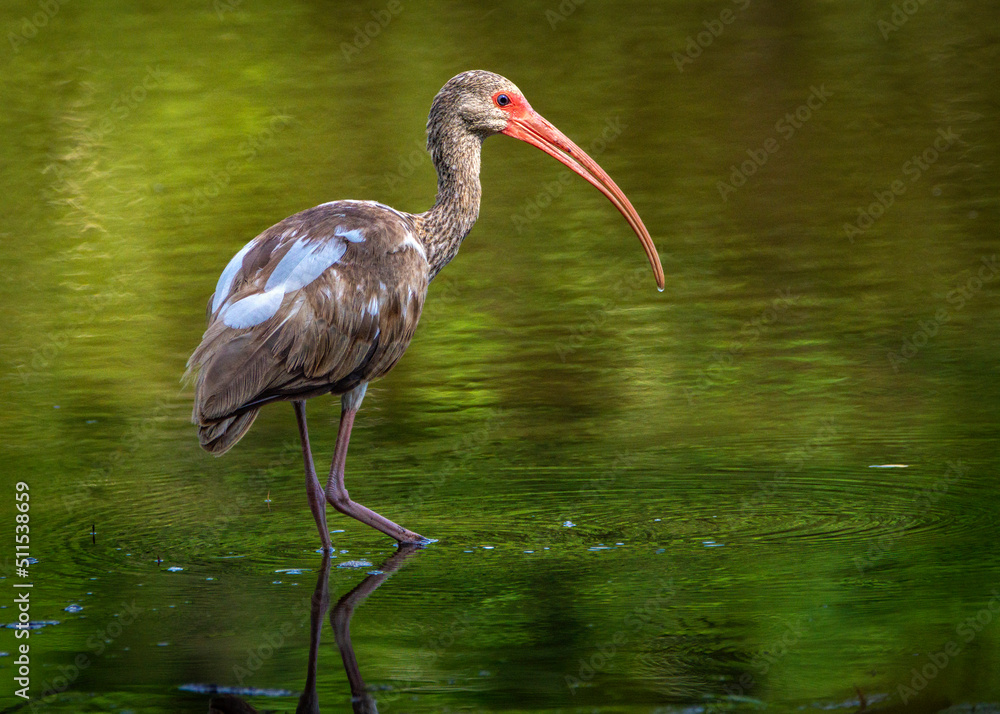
188,200,429,437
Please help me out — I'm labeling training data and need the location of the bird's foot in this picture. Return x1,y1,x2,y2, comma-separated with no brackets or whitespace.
397,533,436,547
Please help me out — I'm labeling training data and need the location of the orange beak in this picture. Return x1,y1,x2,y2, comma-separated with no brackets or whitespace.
502,107,665,291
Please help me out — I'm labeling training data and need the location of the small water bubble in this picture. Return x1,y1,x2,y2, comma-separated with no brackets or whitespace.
64,604,83,613
337,560,373,569
166,567,184,572
482,546,494,550
562,520,576,528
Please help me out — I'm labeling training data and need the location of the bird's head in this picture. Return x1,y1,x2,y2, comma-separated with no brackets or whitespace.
431,70,525,137
430,70,665,291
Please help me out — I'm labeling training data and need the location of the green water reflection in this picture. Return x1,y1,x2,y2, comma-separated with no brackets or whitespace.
1,0,999,711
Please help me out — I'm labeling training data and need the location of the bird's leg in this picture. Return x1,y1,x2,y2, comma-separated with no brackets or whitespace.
294,401,333,553
324,386,427,544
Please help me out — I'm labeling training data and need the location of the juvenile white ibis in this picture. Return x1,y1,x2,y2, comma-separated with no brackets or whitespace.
188,70,664,549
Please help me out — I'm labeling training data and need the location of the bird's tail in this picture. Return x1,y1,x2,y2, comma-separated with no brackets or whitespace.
197,409,260,455
187,323,277,456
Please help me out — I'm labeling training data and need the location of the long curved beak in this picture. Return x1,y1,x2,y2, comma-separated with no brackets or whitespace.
502,108,665,291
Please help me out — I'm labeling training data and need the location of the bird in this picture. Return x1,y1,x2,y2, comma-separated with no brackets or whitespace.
187,70,664,550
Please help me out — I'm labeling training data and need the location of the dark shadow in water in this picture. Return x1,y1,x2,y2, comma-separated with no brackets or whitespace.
209,545,423,714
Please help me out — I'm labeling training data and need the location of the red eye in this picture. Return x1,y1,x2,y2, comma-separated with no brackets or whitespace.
495,93,512,107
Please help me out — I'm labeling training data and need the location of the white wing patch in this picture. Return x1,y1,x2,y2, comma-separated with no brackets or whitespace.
212,239,257,313
266,240,348,293
222,288,284,329
334,226,365,243
401,232,427,261
219,236,350,329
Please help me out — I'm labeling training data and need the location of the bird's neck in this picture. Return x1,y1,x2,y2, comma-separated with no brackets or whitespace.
416,120,484,280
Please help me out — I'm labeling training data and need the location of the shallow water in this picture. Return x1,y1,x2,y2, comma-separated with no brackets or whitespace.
1,1,999,711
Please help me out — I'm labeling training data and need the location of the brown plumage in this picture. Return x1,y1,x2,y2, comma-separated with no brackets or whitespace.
189,201,426,453
187,70,664,548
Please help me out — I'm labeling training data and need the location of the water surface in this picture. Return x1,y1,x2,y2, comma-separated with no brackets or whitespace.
1,1,999,712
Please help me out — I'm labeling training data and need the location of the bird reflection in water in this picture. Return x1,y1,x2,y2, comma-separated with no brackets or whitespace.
209,545,423,714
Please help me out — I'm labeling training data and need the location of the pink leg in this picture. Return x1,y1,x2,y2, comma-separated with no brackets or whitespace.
294,401,333,553
324,401,427,544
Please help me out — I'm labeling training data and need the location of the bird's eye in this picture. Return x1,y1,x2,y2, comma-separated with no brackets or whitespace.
495,93,511,107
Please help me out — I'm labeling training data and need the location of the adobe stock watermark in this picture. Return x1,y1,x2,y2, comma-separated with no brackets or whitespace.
382,139,430,192
233,597,311,685
7,0,68,53
843,127,960,243
179,110,292,225
553,266,647,362
403,407,504,512
683,288,799,404
214,0,243,20
717,85,832,202
877,0,933,40
13,274,130,385
61,395,177,513
511,115,626,234
673,0,751,72
895,590,1000,704
737,418,838,517
340,1,403,62
854,460,965,574
886,255,996,372
579,452,636,494
724,613,810,698
545,0,585,29
565,578,676,693
27,601,142,707
43,65,167,234
378,608,476,709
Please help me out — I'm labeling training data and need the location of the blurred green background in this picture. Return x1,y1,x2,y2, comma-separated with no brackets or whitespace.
1,0,998,711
